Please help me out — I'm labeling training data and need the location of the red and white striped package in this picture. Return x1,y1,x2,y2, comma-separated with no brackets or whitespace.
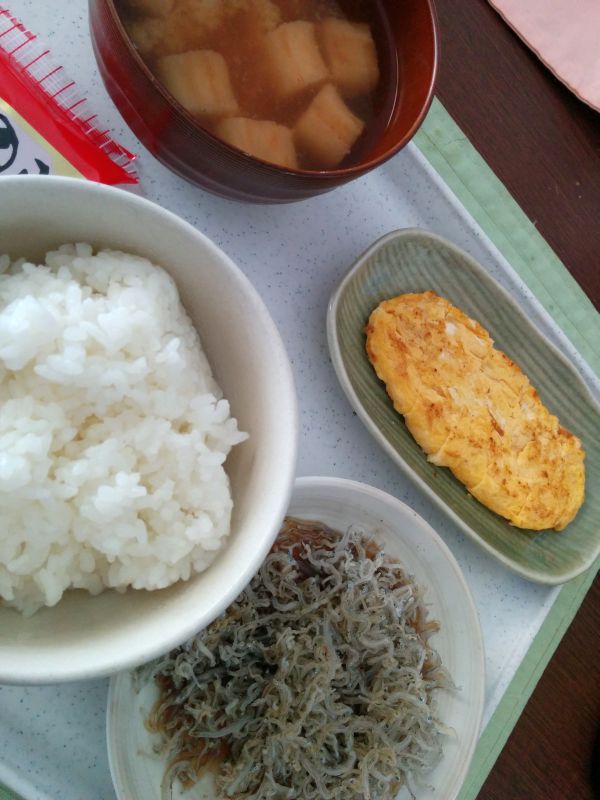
0,5,137,183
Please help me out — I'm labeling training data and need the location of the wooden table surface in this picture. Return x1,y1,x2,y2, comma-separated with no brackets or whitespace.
433,2,600,798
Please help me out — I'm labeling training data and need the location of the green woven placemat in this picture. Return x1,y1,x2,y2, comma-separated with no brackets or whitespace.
415,100,599,371
414,97,599,800
1,98,598,800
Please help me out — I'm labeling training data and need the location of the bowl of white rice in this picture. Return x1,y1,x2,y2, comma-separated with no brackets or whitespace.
0,176,297,684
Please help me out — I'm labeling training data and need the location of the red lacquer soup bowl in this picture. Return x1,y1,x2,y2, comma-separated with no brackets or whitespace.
89,0,439,203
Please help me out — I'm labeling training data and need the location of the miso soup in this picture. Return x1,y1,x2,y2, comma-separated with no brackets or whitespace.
119,0,396,171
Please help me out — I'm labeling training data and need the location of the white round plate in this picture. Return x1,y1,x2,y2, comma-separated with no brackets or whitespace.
108,476,485,800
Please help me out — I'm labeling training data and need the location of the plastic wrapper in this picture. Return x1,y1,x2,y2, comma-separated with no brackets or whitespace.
0,6,137,182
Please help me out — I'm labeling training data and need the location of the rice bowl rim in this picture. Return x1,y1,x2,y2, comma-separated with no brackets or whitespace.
0,175,298,684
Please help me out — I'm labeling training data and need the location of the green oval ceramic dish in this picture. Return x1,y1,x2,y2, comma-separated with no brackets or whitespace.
327,229,600,584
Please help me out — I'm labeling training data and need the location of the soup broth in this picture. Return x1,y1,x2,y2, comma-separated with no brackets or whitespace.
119,0,395,171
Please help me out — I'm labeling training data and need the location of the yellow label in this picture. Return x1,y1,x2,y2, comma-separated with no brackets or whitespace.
0,98,84,179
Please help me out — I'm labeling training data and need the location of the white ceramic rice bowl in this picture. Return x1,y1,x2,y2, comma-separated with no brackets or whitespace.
0,176,298,684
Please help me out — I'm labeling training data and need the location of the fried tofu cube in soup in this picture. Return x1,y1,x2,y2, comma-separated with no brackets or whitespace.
264,21,329,100
248,0,282,34
216,118,298,169
318,18,380,97
127,17,164,58
127,0,175,17
294,84,364,168
128,10,200,60
156,50,239,118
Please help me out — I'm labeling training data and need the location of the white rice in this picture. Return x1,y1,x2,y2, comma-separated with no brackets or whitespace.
0,243,247,615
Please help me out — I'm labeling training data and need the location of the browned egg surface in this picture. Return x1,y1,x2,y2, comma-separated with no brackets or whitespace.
118,0,394,170
365,291,586,531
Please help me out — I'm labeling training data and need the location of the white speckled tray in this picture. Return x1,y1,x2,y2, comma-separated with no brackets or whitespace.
1,4,598,800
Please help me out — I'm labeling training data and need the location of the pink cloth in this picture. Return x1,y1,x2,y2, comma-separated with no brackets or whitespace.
489,0,600,112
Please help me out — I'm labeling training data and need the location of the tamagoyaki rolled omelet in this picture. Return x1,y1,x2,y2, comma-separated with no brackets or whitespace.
365,291,585,531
